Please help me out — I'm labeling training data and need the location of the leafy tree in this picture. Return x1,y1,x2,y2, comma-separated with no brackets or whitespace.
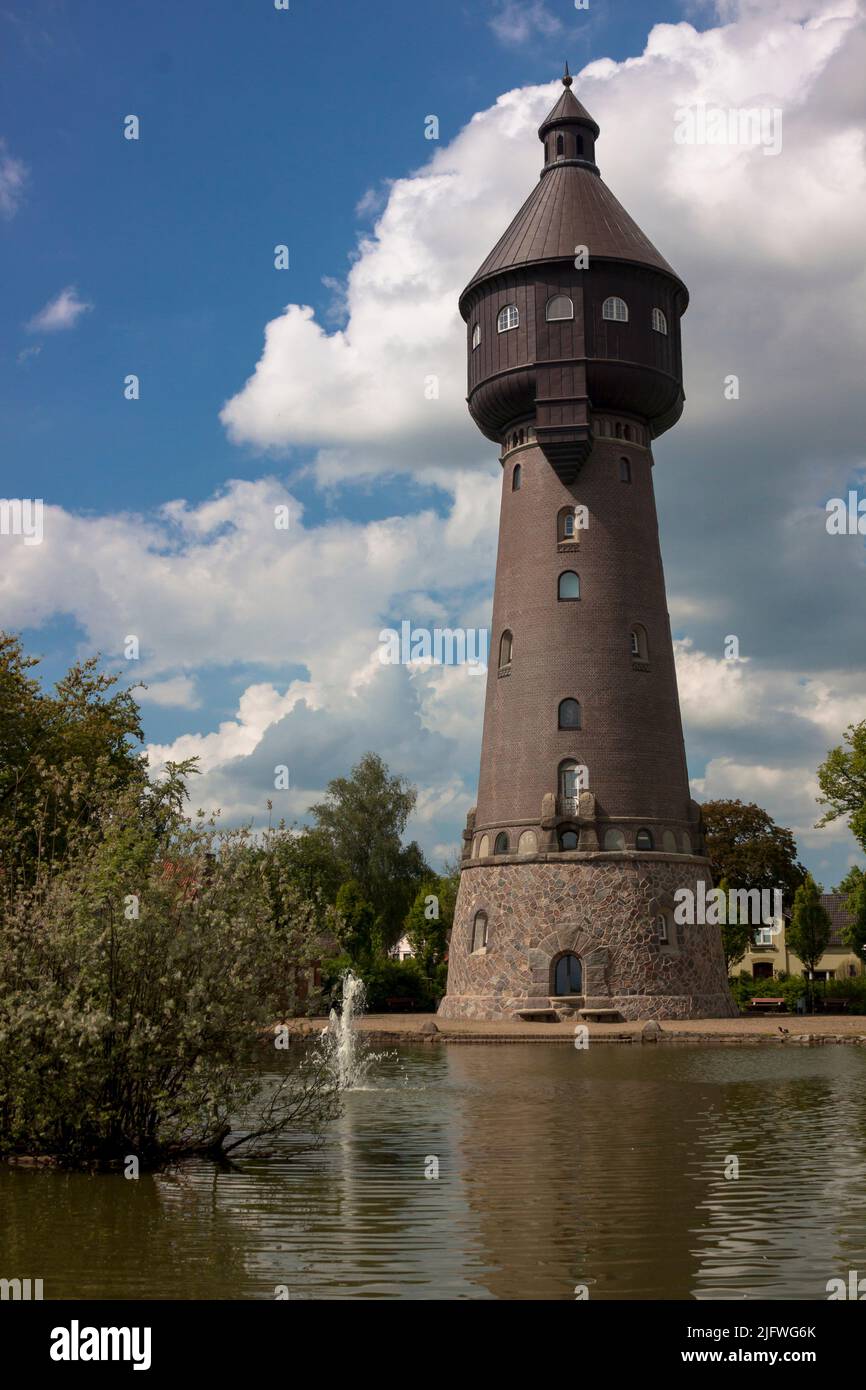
700,799,806,908
333,879,379,965
816,720,866,853
0,767,338,1169
253,818,341,949
835,865,866,959
262,819,342,907
718,876,753,973
787,874,832,979
404,878,448,974
309,753,431,947
403,866,459,973
0,632,145,894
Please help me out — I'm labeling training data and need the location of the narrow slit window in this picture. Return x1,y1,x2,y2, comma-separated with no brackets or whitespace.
472,911,488,951
558,699,581,729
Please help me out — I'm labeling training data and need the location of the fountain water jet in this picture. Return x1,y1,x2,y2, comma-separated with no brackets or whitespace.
321,970,384,1091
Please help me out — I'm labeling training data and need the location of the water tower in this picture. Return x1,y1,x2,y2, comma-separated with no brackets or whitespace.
439,69,734,1021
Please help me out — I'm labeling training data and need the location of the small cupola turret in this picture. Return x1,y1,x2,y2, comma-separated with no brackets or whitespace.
538,63,599,175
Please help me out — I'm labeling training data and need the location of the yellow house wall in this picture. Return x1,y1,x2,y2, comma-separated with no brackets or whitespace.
738,927,863,979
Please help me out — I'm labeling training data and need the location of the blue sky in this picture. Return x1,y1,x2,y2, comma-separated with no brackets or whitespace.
2,0,864,887
2,0,700,521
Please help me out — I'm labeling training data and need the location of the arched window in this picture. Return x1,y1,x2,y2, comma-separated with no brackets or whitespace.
558,698,581,729
662,829,677,853
497,304,519,333
602,296,629,322
556,133,564,158
512,462,522,491
518,428,524,445
518,829,538,856
622,425,631,441
493,831,509,855
615,422,623,439
651,308,668,335
471,323,481,350
636,828,654,851
558,571,580,600
499,629,513,669
619,457,631,483
656,912,669,944
559,759,588,805
560,830,579,851
681,831,693,856
553,952,582,995
630,624,648,660
546,294,574,322
557,506,577,541
577,134,584,156
604,827,625,851
471,910,488,951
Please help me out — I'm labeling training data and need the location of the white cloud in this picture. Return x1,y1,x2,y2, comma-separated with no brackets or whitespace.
489,0,563,45
8,0,866,878
0,476,499,681
220,0,865,497
0,138,27,218
26,285,92,333
137,675,202,709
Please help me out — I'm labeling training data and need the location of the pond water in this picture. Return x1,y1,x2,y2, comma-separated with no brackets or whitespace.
2,1043,866,1300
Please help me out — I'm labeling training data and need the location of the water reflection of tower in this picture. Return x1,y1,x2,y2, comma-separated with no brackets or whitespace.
445,1046,734,1301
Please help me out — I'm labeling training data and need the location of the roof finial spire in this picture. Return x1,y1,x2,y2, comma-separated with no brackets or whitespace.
562,61,572,89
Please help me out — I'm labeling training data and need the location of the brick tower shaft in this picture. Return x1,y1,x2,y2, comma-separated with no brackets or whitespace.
438,68,735,1022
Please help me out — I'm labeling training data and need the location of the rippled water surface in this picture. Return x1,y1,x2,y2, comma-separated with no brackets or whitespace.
3,1044,866,1299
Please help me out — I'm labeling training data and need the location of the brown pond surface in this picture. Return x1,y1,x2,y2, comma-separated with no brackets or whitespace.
2,1043,865,1300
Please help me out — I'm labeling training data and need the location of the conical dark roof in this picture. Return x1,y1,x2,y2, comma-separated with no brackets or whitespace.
462,164,681,304
460,70,686,310
538,84,599,137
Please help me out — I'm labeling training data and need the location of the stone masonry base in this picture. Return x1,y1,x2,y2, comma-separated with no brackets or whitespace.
437,853,738,1022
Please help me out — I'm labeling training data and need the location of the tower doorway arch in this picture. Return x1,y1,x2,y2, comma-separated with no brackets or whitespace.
552,952,583,996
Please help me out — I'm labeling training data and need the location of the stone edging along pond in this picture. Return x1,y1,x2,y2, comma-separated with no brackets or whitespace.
280,1015,866,1047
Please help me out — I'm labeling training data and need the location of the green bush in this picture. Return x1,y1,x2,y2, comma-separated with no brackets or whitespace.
731,972,806,1012
729,971,866,1013
0,773,339,1169
824,975,866,1013
433,960,450,1002
362,958,437,1012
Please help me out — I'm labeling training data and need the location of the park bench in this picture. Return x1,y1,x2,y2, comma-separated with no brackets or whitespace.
748,997,785,1013
578,1007,623,1023
515,1009,560,1023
